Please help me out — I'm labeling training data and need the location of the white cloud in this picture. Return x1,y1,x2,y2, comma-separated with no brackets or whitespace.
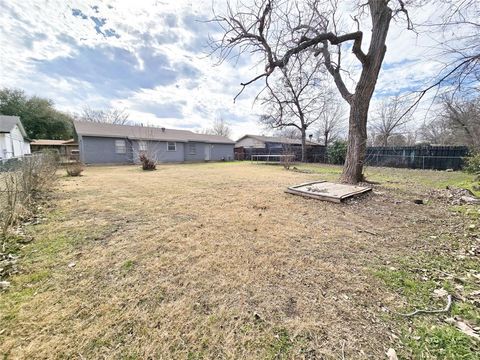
0,1,471,140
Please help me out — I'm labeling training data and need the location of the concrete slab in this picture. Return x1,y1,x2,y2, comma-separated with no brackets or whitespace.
286,181,372,203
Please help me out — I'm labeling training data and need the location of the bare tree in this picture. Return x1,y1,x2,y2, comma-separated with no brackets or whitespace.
212,0,412,183
440,95,480,149
419,116,454,145
79,106,130,125
315,92,345,146
418,95,480,148
427,0,479,95
202,117,232,138
259,52,326,161
369,95,412,146
274,127,302,139
399,1,479,120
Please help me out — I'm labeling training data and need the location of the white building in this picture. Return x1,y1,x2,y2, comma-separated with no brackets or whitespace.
0,115,31,159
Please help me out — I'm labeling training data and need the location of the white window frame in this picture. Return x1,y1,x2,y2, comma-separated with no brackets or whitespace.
189,143,196,155
138,141,147,152
115,139,126,154
167,142,176,152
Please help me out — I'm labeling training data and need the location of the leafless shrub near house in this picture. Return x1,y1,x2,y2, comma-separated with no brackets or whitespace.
281,145,295,170
65,162,84,177
134,140,162,170
129,125,165,170
139,153,156,171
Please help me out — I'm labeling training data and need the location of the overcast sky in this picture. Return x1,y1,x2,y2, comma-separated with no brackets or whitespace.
0,1,459,139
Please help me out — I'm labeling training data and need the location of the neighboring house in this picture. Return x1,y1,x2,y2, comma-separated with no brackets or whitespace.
234,134,325,161
0,115,31,160
73,121,235,164
235,134,321,150
30,139,79,160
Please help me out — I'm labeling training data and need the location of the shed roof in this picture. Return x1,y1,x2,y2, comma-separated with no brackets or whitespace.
0,115,29,139
31,139,77,146
236,134,320,146
73,121,235,144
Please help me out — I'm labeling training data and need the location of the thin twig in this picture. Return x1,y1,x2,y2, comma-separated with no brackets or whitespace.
357,229,378,236
398,295,452,317
341,339,346,359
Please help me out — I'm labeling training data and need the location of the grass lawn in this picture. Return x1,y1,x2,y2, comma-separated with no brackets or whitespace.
1,162,479,359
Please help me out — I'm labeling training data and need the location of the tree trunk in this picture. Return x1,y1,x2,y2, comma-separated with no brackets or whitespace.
300,129,306,162
383,133,389,147
341,101,368,183
340,1,392,184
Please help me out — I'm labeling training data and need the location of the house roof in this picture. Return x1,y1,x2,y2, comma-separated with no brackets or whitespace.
73,121,235,144
0,115,29,139
236,134,321,146
31,139,77,146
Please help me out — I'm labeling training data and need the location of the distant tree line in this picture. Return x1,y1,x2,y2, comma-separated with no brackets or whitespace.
0,87,131,140
0,88,74,140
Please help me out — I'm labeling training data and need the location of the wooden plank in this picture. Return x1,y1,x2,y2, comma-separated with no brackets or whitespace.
285,188,342,203
285,181,372,203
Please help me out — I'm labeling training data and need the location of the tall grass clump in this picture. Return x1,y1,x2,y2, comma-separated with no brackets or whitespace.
65,161,84,177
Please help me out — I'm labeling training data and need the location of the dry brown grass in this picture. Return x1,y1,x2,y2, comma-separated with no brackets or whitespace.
0,162,476,358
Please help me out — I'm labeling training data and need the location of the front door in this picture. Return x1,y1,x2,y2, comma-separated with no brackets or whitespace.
204,144,211,161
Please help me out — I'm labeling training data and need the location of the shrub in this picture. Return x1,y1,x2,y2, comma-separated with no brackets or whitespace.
281,146,295,170
139,153,156,171
66,162,84,177
463,152,480,174
0,152,59,237
327,140,347,165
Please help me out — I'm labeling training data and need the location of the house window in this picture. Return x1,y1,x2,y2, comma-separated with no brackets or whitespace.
189,143,196,155
167,142,176,151
138,141,147,152
115,139,126,154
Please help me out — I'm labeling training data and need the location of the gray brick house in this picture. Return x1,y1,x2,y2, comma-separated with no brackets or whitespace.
73,121,234,164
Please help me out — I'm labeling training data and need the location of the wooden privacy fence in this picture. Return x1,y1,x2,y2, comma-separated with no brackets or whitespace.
365,146,469,170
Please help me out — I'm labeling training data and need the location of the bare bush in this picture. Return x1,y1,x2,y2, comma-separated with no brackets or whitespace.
66,162,84,177
0,152,58,239
281,146,295,170
0,172,20,239
139,153,156,171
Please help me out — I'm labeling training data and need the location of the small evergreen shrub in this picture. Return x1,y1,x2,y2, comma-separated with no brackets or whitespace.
463,152,480,174
327,140,347,164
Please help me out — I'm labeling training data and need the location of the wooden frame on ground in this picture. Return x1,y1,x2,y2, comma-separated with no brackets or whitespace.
286,181,372,203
